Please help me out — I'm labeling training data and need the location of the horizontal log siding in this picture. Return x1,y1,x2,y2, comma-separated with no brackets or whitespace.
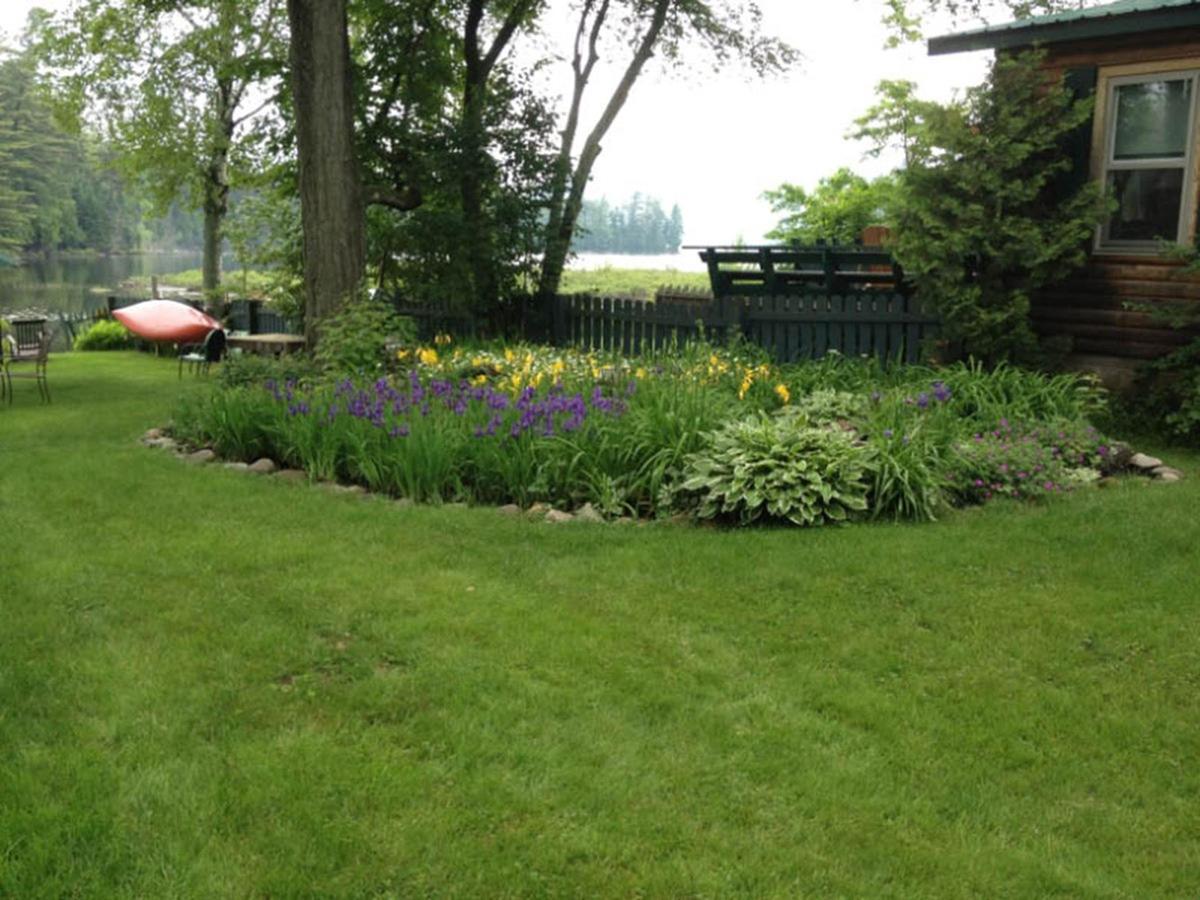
1033,257,1200,360
1029,31,1200,365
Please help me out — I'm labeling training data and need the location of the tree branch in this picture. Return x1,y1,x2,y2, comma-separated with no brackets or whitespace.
480,0,536,80
231,93,276,127
366,185,422,211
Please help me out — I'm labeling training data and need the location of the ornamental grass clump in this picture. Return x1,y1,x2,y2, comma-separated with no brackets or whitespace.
673,415,873,527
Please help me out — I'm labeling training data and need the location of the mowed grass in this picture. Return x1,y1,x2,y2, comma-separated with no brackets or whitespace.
2,352,1198,897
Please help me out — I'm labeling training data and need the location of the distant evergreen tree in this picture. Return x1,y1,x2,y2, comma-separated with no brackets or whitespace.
0,45,147,255
572,193,684,254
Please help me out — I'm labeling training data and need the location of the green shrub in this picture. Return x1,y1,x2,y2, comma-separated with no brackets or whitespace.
217,352,321,390
673,415,873,526
314,293,416,377
1122,304,1200,443
854,55,1110,364
780,389,868,426
74,319,133,351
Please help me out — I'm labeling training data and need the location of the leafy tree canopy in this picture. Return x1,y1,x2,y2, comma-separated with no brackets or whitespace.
859,52,1110,364
763,169,895,246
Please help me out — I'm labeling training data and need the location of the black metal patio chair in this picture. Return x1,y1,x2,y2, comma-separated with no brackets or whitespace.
3,327,52,404
178,327,227,378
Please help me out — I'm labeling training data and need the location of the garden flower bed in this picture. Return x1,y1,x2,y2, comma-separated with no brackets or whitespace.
170,340,1159,525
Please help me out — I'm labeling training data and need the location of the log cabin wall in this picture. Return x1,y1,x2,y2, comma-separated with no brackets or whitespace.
1033,29,1200,387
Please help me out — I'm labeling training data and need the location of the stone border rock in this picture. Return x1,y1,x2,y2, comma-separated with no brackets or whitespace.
1127,451,1186,482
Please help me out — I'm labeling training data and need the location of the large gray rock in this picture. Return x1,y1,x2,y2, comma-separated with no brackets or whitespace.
497,504,522,517
223,462,250,472
323,482,366,496
248,458,278,475
1152,466,1185,483
186,449,216,465
574,502,605,523
1130,452,1164,471
275,468,307,483
545,509,575,524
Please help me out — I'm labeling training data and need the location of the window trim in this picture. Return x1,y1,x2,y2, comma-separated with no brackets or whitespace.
1091,60,1200,255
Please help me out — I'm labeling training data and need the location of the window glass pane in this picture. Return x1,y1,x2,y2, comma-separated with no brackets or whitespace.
1113,79,1192,160
1106,168,1184,241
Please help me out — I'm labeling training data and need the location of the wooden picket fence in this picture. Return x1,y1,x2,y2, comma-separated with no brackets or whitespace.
551,292,938,364
89,240,939,364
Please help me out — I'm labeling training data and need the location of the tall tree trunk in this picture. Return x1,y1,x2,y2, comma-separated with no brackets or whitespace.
200,147,229,303
538,0,669,300
459,0,533,314
460,65,494,313
287,0,365,345
201,80,234,303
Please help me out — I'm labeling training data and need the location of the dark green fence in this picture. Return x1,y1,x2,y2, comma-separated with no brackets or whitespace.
551,292,938,364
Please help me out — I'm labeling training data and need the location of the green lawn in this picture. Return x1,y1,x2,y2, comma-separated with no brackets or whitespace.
3,352,1198,897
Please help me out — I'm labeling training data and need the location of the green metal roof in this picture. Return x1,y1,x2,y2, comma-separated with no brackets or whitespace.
929,0,1200,56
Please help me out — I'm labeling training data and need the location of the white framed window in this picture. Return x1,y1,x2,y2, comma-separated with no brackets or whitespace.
1098,70,1200,251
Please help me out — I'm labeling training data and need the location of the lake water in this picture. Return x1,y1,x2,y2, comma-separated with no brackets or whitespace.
0,251,703,318
0,253,213,318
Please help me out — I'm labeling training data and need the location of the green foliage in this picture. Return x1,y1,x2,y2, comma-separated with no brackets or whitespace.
0,46,143,255
73,318,132,351
856,54,1110,364
882,1,1106,43
945,419,1112,503
1118,256,1200,443
224,180,304,320
762,168,895,245
780,388,868,425
573,194,684,254
865,423,946,522
33,0,287,289
675,416,873,526
313,294,416,376
558,266,710,296
172,384,274,462
176,338,1115,523
215,352,320,391
126,267,276,296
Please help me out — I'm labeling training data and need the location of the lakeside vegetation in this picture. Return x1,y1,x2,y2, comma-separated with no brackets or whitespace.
3,352,1198,895
139,265,712,300
559,266,710,296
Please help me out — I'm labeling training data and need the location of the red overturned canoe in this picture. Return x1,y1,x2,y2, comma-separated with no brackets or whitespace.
112,300,221,344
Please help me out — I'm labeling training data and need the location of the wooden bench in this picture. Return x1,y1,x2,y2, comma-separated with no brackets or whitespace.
695,244,906,298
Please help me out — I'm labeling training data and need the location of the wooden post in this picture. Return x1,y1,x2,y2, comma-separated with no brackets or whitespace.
705,248,724,299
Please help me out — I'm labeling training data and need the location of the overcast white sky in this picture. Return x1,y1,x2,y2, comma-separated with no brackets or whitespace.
1,0,993,245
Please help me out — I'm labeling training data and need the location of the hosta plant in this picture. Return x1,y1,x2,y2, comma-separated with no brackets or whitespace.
674,415,873,527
